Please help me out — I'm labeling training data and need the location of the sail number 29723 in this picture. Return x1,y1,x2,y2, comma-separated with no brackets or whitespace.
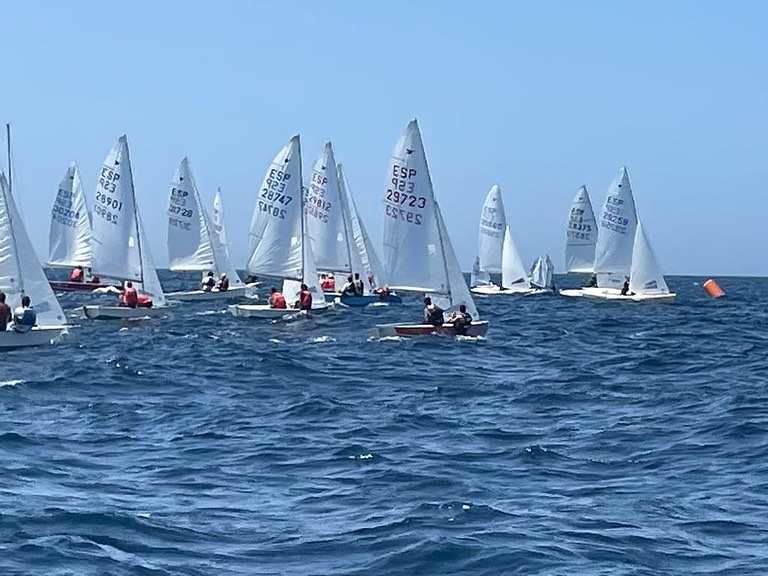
385,164,425,225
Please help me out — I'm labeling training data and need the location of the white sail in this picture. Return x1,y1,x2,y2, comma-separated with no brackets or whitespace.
471,256,490,287
282,220,325,310
530,255,554,289
501,225,530,289
91,135,165,304
306,143,350,273
565,185,597,273
478,184,506,275
629,221,669,295
167,157,216,272
210,191,243,285
246,136,303,280
48,162,92,268
434,203,480,320
382,120,444,292
0,172,67,327
136,212,166,307
593,167,638,288
338,164,385,288
90,136,141,282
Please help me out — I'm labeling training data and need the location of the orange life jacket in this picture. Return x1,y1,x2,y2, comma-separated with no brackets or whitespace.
136,293,152,307
70,268,83,281
270,293,287,309
122,286,138,307
299,289,312,310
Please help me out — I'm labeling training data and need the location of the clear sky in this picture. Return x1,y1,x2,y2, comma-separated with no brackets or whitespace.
3,0,766,275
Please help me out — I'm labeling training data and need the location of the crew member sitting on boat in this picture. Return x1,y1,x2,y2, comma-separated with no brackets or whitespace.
70,266,85,282
296,284,312,311
620,277,633,296
12,295,36,333
341,275,356,296
0,291,12,331
448,304,472,336
423,296,444,326
588,273,598,288
217,273,229,292
137,293,153,308
269,287,287,309
120,281,138,308
201,271,216,292
352,273,365,296
367,273,376,290
373,284,390,300
320,274,335,292
86,267,101,283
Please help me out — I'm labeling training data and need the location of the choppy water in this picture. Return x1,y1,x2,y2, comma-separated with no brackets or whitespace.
2,273,767,575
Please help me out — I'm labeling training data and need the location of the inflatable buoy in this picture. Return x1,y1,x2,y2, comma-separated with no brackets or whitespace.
703,278,724,298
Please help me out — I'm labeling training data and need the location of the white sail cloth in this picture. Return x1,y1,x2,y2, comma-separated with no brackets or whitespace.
48,162,92,267
565,185,597,273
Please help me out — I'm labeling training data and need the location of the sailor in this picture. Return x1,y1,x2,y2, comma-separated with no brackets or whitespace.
137,293,153,308
269,287,287,309
0,291,12,331
120,281,138,308
341,275,355,296
423,296,444,326
320,274,335,292
201,271,216,292
297,284,312,311
588,273,598,288
449,304,472,336
217,273,229,292
12,295,36,333
621,277,631,296
70,266,84,282
86,267,100,283
352,273,365,296
367,273,376,290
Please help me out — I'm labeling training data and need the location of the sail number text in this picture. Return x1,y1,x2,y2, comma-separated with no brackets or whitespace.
52,187,82,228
600,196,629,234
168,187,194,231
385,165,425,225
94,165,124,225
567,207,593,240
306,170,331,224
258,167,292,220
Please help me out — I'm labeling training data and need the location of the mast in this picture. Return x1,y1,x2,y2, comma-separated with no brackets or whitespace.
5,124,11,196
297,138,306,283
125,139,145,287
434,202,452,298
336,164,355,276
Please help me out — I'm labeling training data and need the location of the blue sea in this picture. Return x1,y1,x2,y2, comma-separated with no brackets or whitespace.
2,273,767,575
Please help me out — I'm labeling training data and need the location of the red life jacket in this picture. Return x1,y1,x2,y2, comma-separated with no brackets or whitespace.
320,278,335,291
299,289,312,310
70,268,83,281
122,286,138,307
270,293,287,309
136,293,152,307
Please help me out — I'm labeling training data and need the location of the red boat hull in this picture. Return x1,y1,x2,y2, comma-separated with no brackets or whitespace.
49,281,114,292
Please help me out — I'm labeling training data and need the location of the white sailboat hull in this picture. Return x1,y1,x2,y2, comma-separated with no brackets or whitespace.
78,305,166,320
0,326,68,349
166,284,252,302
471,284,546,296
560,287,676,301
228,303,329,319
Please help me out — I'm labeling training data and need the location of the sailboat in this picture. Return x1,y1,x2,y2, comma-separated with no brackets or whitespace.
371,120,488,337
229,135,328,319
472,184,505,287
564,185,597,274
47,162,114,291
79,135,167,319
211,188,244,285
0,125,68,347
529,254,555,291
471,186,542,296
561,167,674,301
164,158,248,301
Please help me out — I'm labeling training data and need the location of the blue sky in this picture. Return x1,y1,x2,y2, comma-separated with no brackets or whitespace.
3,1,766,275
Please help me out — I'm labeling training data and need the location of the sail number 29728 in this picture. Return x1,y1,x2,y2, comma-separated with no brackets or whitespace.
385,164,425,225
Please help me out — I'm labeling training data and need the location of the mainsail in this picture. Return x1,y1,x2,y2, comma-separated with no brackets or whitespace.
565,185,597,273
629,221,670,295
593,167,638,288
48,162,92,268
477,184,506,276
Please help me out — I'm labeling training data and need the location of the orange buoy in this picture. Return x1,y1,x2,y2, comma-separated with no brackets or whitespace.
703,278,724,298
